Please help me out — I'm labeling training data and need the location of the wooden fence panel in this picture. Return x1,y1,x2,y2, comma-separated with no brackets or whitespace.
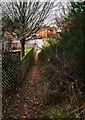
21,49,33,81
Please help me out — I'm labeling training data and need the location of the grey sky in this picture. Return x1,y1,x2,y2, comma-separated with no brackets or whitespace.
0,0,84,25
0,0,84,2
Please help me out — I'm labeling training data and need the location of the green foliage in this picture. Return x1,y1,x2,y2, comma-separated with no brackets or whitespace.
39,3,85,118
25,47,32,55
44,34,58,47
58,1,85,75
40,105,80,119
43,40,50,47
20,47,32,59
39,45,59,65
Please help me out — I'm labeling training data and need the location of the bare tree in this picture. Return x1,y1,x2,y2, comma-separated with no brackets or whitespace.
1,0,54,57
53,2,70,31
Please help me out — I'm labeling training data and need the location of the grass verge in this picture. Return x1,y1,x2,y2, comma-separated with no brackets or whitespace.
25,47,32,55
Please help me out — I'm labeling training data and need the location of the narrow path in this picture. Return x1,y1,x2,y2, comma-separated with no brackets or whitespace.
4,49,45,120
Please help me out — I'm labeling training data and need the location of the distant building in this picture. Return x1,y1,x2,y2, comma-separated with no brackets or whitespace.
2,40,21,52
36,25,56,38
2,32,21,51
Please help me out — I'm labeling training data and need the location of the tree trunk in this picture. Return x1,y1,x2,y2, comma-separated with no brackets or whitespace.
20,38,25,58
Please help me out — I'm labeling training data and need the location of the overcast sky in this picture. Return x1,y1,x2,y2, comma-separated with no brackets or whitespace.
0,0,84,25
0,0,81,3
0,0,67,19
0,0,84,2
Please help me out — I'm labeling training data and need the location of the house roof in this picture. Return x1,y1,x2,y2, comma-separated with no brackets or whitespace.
36,25,56,33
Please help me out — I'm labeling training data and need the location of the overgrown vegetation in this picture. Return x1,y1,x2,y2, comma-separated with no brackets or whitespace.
40,105,83,120
1,1,85,119
39,1,85,119
43,34,58,47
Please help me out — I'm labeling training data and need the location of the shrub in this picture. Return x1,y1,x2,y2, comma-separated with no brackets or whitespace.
40,105,81,120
